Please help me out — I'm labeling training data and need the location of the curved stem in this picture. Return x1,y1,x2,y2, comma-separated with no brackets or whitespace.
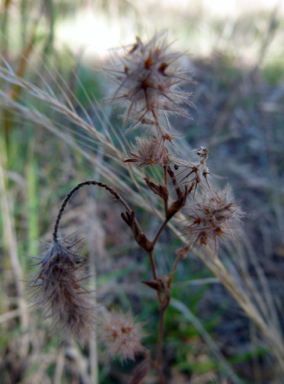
53,180,131,242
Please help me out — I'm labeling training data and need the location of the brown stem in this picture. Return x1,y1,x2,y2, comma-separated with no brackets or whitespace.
167,165,182,198
156,290,171,384
141,165,189,382
168,254,183,288
53,180,131,242
157,307,167,384
152,109,163,133
152,186,190,249
163,165,168,215
157,306,166,366
148,250,158,281
151,218,171,249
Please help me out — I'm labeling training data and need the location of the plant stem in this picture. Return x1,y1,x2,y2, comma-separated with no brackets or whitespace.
157,296,170,384
163,165,168,215
53,180,131,242
168,254,182,287
152,218,171,248
143,165,188,382
148,250,158,280
157,305,166,366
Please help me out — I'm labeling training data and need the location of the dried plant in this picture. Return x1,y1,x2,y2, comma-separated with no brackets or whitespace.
100,310,145,362
105,32,194,132
1,31,284,383
124,135,169,168
26,34,247,383
29,236,95,342
182,186,245,254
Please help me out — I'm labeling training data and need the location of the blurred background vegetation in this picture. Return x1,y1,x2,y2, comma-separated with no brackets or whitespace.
1,0,284,383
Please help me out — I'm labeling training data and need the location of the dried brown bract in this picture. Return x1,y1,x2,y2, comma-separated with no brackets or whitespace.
124,135,169,168
29,236,95,342
182,187,245,254
100,310,145,362
105,32,194,131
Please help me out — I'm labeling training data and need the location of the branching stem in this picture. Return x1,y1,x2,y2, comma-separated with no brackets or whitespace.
153,220,172,252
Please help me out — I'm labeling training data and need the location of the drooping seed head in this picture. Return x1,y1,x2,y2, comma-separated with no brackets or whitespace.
28,236,96,342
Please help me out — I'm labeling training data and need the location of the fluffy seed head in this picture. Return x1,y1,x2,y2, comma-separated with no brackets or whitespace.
182,186,245,254
29,237,95,342
105,33,193,131
100,310,145,362
172,147,211,197
124,135,169,168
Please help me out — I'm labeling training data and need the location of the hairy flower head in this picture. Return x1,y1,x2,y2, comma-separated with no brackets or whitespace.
124,135,169,168
173,147,212,197
29,236,95,342
105,33,193,131
100,310,145,362
182,186,245,254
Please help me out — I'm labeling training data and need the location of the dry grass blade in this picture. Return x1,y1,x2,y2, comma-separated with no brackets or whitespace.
0,90,149,210
171,298,244,384
196,247,284,371
0,67,117,155
53,349,65,384
161,207,284,372
0,308,22,324
242,231,281,332
0,152,28,329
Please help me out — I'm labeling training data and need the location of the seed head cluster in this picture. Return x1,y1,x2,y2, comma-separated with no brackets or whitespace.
107,35,245,253
100,311,145,362
106,33,193,132
29,237,95,342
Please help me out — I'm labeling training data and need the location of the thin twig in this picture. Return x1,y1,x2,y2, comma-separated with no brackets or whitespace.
168,253,182,287
151,218,171,248
147,250,158,281
53,180,131,242
157,307,167,384
0,148,28,329
163,165,168,215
